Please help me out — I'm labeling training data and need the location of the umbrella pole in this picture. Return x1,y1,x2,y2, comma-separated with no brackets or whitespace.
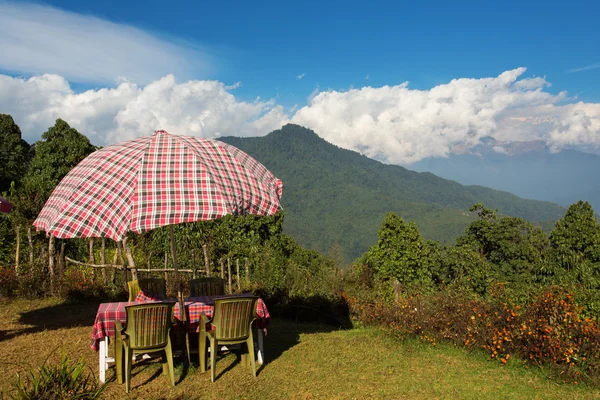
169,225,190,363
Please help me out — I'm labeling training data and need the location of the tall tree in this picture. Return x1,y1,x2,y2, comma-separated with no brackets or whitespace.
458,203,550,285
21,119,97,203
16,119,97,289
362,212,430,286
550,201,600,271
0,114,30,194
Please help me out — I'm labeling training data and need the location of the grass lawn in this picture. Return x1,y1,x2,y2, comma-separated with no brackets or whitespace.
1,298,599,400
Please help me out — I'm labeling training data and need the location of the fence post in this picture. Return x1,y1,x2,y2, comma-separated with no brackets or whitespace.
101,238,107,284
236,259,240,292
164,252,168,282
15,225,20,274
202,244,210,277
227,257,232,294
192,249,196,279
89,239,95,280
48,236,56,294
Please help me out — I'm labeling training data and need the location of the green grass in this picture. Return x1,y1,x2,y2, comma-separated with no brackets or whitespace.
1,298,599,399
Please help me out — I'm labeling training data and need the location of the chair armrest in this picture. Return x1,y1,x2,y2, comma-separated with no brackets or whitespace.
200,312,212,331
114,320,125,336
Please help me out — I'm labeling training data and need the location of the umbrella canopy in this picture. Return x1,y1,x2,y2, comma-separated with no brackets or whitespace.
0,196,12,214
33,130,283,239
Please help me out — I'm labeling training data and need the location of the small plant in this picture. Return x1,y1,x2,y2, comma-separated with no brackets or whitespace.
9,351,105,400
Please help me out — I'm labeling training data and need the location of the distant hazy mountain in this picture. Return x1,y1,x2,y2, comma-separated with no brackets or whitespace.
220,125,565,263
410,137,600,211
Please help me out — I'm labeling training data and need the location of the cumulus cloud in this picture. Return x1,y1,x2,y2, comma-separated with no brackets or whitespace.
291,68,600,164
0,2,214,85
0,74,288,145
2,68,600,164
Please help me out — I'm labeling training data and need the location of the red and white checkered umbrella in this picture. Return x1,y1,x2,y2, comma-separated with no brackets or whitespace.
0,196,12,214
33,130,283,240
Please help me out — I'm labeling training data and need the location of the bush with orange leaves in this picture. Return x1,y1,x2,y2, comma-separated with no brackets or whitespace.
346,284,600,384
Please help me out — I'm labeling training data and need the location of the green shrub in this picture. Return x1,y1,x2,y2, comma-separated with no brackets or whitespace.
17,265,49,299
8,352,105,400
0,266,18,297
57,268,122,302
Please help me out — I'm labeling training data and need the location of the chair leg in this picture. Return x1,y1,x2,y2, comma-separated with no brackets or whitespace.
210,338,217,382
199,331,207,373
161,351,168,376
125,347,133,393
165,339,175,387
114,336,124,384
247,336,256,378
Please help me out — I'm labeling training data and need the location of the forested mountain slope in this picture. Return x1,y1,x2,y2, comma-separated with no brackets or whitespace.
220,124,566,262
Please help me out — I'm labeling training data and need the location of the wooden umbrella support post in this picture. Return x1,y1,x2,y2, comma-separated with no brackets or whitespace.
169,225,190,363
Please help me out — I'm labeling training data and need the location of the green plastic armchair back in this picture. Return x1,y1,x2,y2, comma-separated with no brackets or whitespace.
128,278,167,301
123,302,174,349
189,277,225,297
199,295,258,382
114,302,176,392
212,296,257,341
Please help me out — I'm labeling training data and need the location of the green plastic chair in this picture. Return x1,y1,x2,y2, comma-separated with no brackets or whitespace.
114,302,176,392
127,278,167,301
199,296,258,382
189,277,225,297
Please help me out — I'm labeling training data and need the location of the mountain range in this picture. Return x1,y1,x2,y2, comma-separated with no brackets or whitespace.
220,125,566,263
410,137,600,212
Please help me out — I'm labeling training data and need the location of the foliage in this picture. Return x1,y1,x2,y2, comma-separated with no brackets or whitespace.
56,268,122,303
8,352,105,400
361,212,431,291
0,265,19,297
0,114,31,194
0,214,16,266
457,203,551,286
428,243,496,296
16,119,97,221
16,264,51,299
550,201,600,270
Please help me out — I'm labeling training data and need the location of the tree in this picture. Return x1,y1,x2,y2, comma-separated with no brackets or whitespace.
550,201,600,264
16,119,97,290
0,114,30,194
457,203,550,286
362,212,430,287
21,119,97,203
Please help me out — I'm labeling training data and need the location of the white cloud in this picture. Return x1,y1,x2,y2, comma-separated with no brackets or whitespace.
2,68,600,165
307,85,320,103
0,74,288,145
0,2,215,85
297,73,306,80
568,63,600,73
291,68,600,164
365,74,369,80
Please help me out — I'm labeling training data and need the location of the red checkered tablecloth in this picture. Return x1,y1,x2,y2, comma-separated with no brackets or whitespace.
90,295,270,351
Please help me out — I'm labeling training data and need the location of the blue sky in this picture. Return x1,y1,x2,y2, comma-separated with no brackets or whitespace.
1,0,599,163
24,0,600,103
